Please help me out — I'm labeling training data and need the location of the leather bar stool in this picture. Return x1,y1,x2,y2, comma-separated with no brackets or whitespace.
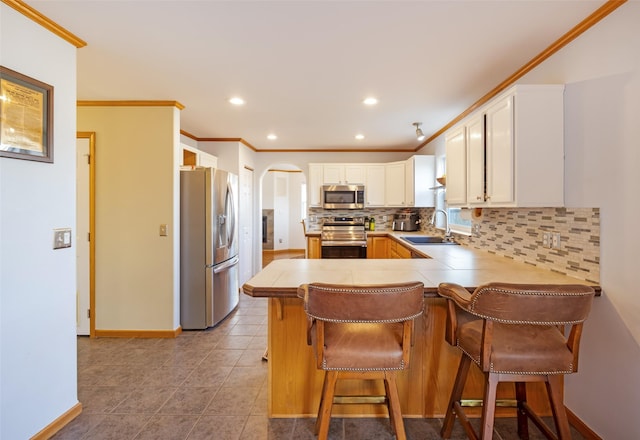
438,282,595,440
297,282,424,440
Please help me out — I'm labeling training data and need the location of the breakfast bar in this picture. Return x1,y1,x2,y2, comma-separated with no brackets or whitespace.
242,246,599,419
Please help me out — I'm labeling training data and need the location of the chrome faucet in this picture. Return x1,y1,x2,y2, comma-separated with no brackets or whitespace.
430,209,452,241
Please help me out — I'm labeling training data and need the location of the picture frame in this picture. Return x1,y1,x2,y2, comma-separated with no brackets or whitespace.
0,66,54,163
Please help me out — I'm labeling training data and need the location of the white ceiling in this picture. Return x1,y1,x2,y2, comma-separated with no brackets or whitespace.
28,0,606,151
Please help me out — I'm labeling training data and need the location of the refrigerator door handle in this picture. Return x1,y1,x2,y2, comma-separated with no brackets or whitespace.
226,179,237,250
213,255,240,274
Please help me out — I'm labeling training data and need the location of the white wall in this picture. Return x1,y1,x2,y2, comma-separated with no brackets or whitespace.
0,5,79,438
288,172,306,250
77,105,181,332
420,4,640,437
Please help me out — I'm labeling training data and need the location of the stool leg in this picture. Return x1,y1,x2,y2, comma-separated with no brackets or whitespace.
316,370,339,440
515,382,529,440
546,375,571,440
441,356,471,438
384,371,406,440
480,373,499,439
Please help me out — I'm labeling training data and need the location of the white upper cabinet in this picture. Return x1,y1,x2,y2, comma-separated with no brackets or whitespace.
344,165,366,184
445,84,564,207
384,161,406,207
308,156,435,208
485,94,515,205
308,163,323,207
445,126,467,205
405,155,435,207
466,113,485,205
321,164,366,184
365,165,386,207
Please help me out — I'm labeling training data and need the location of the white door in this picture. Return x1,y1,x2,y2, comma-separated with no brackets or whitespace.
239,166,254,285
76,136,91,335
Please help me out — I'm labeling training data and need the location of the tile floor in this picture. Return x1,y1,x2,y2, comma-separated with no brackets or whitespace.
52,252,586,439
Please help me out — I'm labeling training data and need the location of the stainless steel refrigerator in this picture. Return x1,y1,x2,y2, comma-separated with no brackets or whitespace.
180,167,239,329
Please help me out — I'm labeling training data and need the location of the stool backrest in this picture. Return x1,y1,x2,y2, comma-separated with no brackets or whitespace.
466,283,595,324
299,282,424,323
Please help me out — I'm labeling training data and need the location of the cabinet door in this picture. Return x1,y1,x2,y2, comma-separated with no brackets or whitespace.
385,162,406,206
371,237,389,258
344,165,365,184
445,126,467,205
407,155,435,207
467,114,485,205
308,164,323,207
365,165,386,206
198,152,218,168
307,237,321,259
323,164,344,184
486,95,514,205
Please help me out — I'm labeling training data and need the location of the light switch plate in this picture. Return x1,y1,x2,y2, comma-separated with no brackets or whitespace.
159,224,168,236
53,228,72,249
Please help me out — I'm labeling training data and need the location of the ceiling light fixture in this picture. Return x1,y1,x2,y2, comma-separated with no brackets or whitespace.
363,97,378,106
413,122,425,141
355,134,365,140
229,97,245,106
267,134,277,140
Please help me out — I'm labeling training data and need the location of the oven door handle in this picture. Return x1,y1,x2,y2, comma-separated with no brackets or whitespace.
321,241,367,247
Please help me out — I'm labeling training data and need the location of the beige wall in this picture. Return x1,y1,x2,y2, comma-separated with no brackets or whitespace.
78,105,180,331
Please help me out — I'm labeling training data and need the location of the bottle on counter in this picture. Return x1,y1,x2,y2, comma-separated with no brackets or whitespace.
364,217,370,230
370,217,375,231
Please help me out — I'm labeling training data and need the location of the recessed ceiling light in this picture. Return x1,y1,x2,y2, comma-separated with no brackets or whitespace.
363,97,378,106
229,97,245,106
267,134,277,140
355,134,365,140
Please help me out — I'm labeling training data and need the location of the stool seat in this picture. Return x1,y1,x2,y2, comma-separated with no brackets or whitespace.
313,322,405,370
298,281,424,440
458,321,576,374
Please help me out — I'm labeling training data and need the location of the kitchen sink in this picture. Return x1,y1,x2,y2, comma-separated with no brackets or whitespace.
401,236,458,245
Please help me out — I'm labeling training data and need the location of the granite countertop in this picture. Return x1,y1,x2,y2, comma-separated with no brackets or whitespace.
245,234,600,297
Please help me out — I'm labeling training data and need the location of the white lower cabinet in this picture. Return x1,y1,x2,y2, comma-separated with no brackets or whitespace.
445,84,564,208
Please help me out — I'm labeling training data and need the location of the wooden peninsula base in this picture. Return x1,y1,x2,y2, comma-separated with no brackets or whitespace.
267,296,553,419
243,258,598,419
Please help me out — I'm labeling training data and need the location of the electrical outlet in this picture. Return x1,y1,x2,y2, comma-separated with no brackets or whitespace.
472,223,481,236
542,232,551,249
552,233,561,249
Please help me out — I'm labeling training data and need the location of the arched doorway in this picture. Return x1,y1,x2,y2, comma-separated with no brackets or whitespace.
260,163,306,266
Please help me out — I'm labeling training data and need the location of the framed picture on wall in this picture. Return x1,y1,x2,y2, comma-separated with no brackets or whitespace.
0,66,54,163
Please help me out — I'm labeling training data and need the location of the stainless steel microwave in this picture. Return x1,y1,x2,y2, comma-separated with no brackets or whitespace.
321,184,365,209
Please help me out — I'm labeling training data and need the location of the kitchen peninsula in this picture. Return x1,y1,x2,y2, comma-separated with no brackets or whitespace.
242,243,599,419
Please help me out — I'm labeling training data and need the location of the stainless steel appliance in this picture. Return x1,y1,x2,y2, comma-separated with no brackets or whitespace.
392,212,420,232
321,184,365,209
180,167,239,329
321,217,367,258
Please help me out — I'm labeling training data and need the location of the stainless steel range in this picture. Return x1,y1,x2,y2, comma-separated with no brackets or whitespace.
320,216,367,259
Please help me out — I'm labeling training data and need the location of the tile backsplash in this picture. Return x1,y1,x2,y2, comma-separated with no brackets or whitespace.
308,206,600,283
